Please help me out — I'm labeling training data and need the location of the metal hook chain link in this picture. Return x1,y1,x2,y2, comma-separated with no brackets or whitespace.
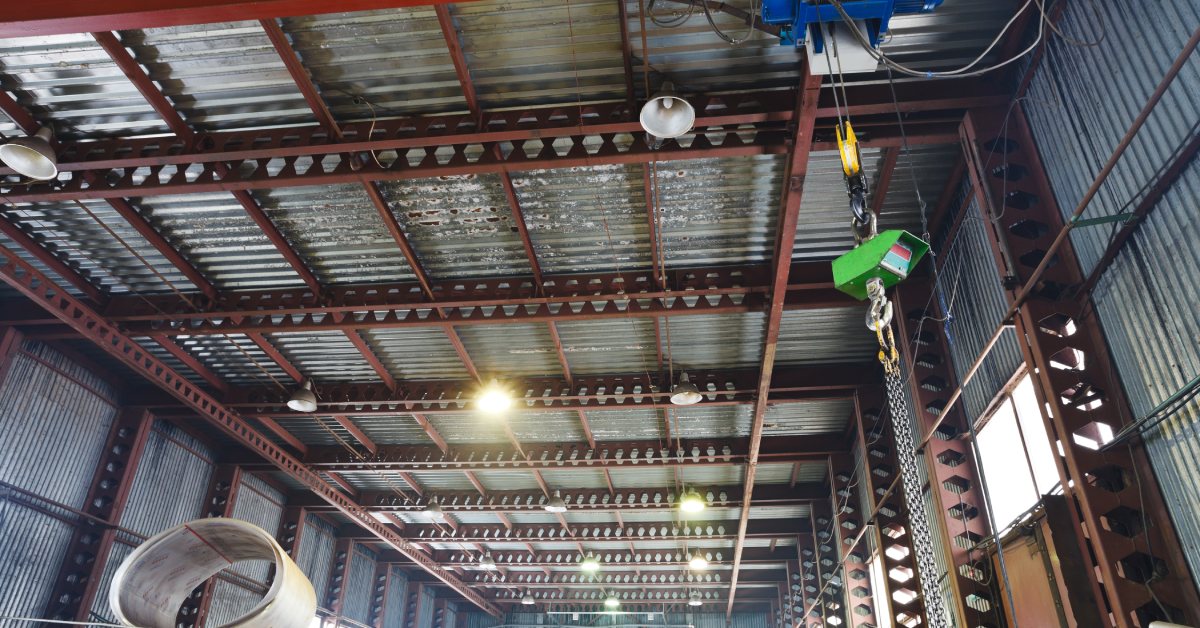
867,277,950,627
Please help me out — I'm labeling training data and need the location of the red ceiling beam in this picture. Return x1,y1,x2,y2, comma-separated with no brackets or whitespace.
331,414,377,455
429,546,788,567
253,434,842,471
435,4,480,120
389,517,809,543
869,147,900,215
205,363,865,413
728,67,822,618
0,90,39,133
148,334,229,394
0,0,478,38
298,483,826,513
0,122,960,204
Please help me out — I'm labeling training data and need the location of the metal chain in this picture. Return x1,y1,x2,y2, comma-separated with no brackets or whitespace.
871,292,950,628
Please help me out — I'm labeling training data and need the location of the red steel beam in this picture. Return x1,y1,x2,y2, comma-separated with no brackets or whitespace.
386,517,811,543
1,122,960,204
302,483,825,513
727,66,822,619
869,147,900,215
0,216,105,303
343,330,397,391
332,414,378,455
0,89,39,133
0,0,478,38
149,334,229,394
263,434,843,472
435,4,480,120
430,546,788,567
0,239,501,616
245,332,303,382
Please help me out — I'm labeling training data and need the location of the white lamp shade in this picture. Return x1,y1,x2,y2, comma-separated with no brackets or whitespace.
0,127,58,181
287,379,318,413
639,82,694,139
479,553,497,570
424,501,446,521
670,371,703,405
688,591,703,607
544,490,568,513
522,593,535,605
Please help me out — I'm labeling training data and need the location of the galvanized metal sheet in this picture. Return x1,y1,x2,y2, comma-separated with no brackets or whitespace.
376,174,533,280
452,0,629,110
515,163,653,275
296,513,338,604
280,8,469,118
553,316,659,377
365,328,473,381
384,566,409,628
342,543,379,624
663,312,767,371
121,22,315,131
0,33,170,138
267,330,380,382
250,184,417,285
0,342,117,509
760,398,853,436
455,322,563,378
120,421,214,537
0,500,75,621
776,306,877,364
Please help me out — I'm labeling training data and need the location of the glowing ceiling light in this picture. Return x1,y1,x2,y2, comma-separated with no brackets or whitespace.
604,594,621,609
679,488,706,514
688,552,709,570
670,371,703,406
476,381,514,415
580,555,601,573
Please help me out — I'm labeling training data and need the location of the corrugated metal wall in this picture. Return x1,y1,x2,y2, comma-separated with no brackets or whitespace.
297,513,339,607
1021,0,1200,590
204,472,288,626
343,543,379,625
384,567,409,628
934,187,1024,420
120,421,214,537
417,585,436,628
0,341,118,619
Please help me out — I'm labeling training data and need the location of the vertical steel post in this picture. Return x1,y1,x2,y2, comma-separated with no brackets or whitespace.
43,407,153,622
829,453,879,627
961,107,1200,625
893,278,1006,626
176,465,243,627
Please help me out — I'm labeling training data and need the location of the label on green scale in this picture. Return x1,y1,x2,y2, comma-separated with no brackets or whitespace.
880,241,914,278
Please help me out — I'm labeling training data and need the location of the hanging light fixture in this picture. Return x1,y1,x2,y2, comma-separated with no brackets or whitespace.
580,555,601,573
479,552,497,570
0,126,58,180
423,499,446,522
679,488,706,514
476,380,514,415
287,379,318,413
543,490,568,513
639,82,695,140
604,592,621,609
688,552,709,570
522,592,536,606
670,371,703,406
688,590,703,607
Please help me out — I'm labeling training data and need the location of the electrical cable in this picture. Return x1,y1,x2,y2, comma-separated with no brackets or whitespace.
701,0,759,45
825,0,1046,79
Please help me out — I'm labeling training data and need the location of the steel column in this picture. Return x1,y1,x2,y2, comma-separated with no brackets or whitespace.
893,278,1004,627
276,505,309,560
42,407,153,622
829,454,878,627
961,107,1200,626
176,465,243,628
728,64,823,618
810,502,850,626
0,326,21,389
369,562,393,628
325,538,356,619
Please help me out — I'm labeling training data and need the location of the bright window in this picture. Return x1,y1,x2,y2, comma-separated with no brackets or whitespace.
974,372,1062,530
867,551,894,628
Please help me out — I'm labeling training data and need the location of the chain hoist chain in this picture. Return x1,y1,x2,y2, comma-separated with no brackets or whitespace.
867,278,950,628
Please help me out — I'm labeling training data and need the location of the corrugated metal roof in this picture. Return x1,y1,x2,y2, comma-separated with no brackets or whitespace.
267,330,381,382
351,413,438,446
516,164,653,274
554,316,659,377
664,311,767,371
132,192,305,290
455,322,562,377
281,8,468,118
0,33,170,138
759,398,854,436
366,327,473,381
376,174,532,280
584,408,665,442
659,156,784,268
453,0,629,109
776,306,877,364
